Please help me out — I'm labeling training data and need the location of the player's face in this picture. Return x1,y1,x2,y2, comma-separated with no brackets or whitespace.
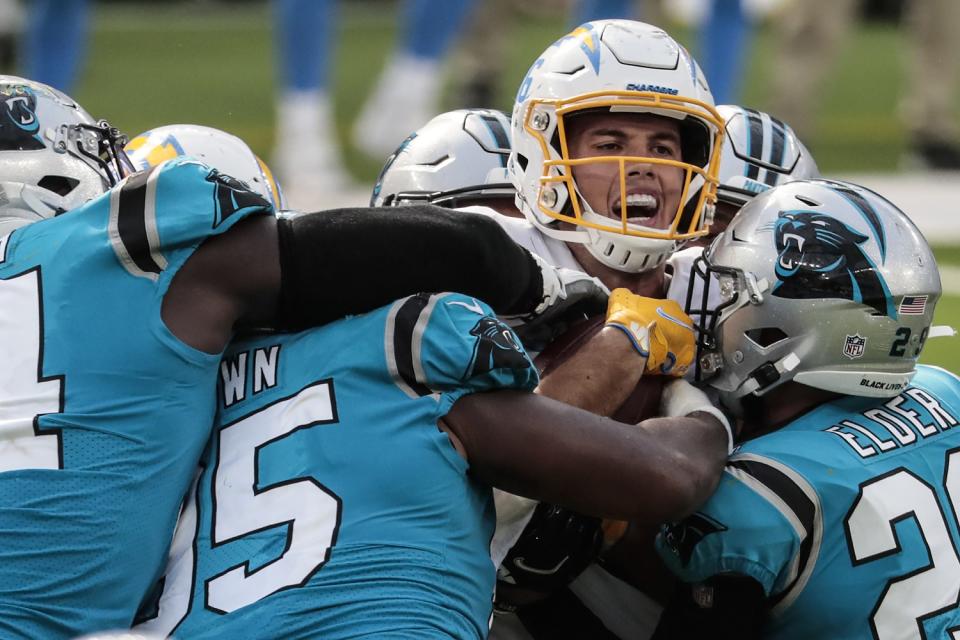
566,112,684,230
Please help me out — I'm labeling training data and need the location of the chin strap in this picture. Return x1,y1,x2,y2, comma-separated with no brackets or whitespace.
0,182,69,236
738,352,801,398
0,181,69,218
584,224,674,273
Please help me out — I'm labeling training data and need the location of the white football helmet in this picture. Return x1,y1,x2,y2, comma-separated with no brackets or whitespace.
509,20,724,272
715,105,819,210
0,75,131,235
370,108,513,208
125,124,285,210
688,179,942,408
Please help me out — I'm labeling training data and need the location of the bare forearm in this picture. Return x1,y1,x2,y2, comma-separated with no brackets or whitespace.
536,326,646,415
445,391,727,522
628,412,729,518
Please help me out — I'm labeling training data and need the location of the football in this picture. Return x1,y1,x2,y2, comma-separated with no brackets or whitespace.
534,315,666,424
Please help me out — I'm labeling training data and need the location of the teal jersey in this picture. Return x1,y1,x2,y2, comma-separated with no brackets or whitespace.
0,158,272,638
657,365,960,639
137,293,539,640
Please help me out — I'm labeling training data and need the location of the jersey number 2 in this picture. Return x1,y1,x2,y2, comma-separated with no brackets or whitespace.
845,450,960,639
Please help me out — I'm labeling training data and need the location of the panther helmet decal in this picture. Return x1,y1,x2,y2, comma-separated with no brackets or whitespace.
770,210,895,319
686,179,941,405
0,85,44,151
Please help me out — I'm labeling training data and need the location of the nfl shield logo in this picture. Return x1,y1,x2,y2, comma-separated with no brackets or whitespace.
843,334,867,359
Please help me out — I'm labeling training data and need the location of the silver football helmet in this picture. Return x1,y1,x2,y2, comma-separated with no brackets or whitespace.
370,108,513,208
0,75,131,235
688,179,942,406
509,20,724,272
715,105,819,210
125,124,286,209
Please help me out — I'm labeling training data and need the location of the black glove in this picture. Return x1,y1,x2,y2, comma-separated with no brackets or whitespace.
506,254,610,352
495,503,604,611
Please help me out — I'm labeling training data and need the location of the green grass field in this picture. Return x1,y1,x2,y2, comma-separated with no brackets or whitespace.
73,2,960,176
70,1,960,372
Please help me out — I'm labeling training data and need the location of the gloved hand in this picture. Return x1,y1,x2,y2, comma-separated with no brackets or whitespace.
604,288,696,376
495,503,604,610
661,378,735,453
507,253,610,351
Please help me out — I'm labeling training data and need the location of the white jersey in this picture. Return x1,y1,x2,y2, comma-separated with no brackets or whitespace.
461,206,716,312
487,565,662,640
458,206,583,272
461,208,718,639
458,208,563,565
665,245,704,307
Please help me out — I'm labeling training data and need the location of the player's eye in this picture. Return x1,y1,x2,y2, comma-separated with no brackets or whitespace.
594,140,622,152
652,143,677,157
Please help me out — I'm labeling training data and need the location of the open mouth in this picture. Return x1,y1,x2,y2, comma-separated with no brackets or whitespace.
782,232,805,253
612,193,659,222
778,233,805,270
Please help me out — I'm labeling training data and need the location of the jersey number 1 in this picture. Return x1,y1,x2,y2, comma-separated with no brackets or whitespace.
0,270,62,472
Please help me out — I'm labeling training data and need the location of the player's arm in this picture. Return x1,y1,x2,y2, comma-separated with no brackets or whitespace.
163,205,604,353
535,290,697,416
441,385,729,523
537,325,647,414
651,574,767,639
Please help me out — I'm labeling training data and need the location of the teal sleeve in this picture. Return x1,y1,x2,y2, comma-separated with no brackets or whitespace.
656,469,802,597
152,157,274,250
420,293,539,402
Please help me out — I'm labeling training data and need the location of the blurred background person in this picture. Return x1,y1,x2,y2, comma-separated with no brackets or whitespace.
275,0,475,207
0,0,21,73
349,0,474,159
272,0,351,198
10,0,478,209
20,0,88,93
574,0,756,106
769,0,960,169
452,0,756,110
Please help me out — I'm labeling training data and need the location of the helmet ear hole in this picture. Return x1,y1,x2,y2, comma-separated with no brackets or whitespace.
37,175,80,196
744,327,789,348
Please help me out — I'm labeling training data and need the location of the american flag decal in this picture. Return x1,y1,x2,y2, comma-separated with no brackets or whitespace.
899,295,928,315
